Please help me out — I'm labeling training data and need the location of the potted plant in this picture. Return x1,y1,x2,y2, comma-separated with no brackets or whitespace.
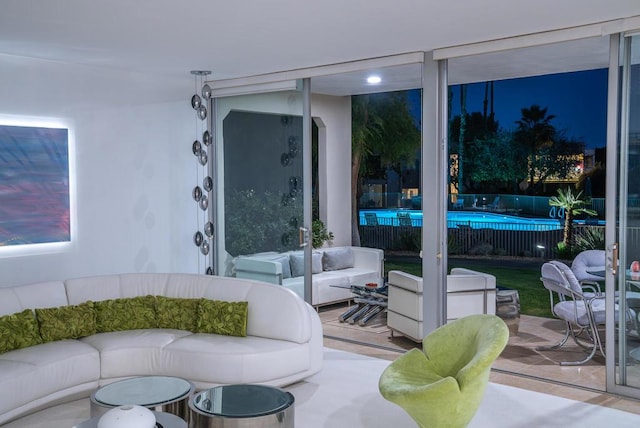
312,219,334,249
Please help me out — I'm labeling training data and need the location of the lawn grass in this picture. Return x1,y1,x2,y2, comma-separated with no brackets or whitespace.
384,259,552,318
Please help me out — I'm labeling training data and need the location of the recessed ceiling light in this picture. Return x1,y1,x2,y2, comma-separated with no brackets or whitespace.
367,75,382,84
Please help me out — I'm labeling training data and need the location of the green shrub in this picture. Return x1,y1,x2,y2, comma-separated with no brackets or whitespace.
396,230,422,252
574,227,605,252
469,243,493,256
554,242,573,259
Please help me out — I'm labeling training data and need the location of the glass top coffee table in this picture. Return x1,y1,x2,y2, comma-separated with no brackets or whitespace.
190,384,294,427
90,376,194,420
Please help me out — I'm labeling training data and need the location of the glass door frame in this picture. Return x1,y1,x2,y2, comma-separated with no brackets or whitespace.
206,53,426,308
606,31,640,399
210,80,313,303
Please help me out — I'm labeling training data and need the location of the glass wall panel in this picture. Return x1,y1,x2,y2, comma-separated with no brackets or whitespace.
213,87,310,301
613,33,640,394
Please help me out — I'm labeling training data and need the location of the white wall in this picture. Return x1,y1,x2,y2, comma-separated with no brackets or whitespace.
0,55,354,287
0,55,198,287
311,94,351,247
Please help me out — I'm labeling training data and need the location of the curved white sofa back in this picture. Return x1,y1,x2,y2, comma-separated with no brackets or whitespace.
64,273,312,344
1,274,312,345
0,281,68,316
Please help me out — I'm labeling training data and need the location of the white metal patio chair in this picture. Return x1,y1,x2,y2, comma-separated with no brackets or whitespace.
538,261,609,365
571,249,605,290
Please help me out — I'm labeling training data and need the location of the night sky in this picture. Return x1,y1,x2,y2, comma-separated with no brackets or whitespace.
449,68,608,149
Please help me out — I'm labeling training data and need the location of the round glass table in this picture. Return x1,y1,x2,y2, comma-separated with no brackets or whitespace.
189,384,295,427
90,376,194,421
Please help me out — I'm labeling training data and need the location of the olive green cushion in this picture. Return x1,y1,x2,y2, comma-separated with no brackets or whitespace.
35,302,97,342
0,309,42,353
95,296,157,332
156,296,201,331
196,300,248,337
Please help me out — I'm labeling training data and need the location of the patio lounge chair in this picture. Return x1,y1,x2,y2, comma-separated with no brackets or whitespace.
489,196,500,210
364,212,379,226
397,212,413,226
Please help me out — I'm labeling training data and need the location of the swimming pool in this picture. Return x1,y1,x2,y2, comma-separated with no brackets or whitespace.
359,209,603,231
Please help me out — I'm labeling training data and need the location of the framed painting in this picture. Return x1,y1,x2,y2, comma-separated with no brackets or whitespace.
0,124,70,246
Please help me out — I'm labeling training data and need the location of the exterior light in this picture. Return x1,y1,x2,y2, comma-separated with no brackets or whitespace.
367,75,381,84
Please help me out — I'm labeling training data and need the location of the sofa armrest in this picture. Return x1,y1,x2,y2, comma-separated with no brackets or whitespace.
448,268,496,290
235,258,283,285
351,247,384,276
388,270,423,293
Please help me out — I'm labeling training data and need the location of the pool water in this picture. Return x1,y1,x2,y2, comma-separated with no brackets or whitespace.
359,209,603,231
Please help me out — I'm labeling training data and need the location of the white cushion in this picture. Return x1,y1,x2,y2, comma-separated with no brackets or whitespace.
80,329,192,379
0,340,99,416
289,252,323,277
322,247,355,271
571,250,606,282
270,254,292,279
164,334,311,385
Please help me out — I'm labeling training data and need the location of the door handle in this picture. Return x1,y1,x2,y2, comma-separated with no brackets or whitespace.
608,242,618,275
299,227,309,248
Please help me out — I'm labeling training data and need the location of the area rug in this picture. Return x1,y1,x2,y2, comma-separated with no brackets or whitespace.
4,348,640,427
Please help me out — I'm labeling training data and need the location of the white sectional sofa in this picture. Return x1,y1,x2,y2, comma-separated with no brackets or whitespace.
0,273,323,425
386,268,497,342
234,246,384,307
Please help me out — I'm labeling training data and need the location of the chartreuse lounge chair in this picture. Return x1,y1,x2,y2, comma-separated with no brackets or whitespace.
378,314,509,428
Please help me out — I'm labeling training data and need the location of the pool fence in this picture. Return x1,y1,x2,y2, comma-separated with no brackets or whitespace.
360,193,606,219
359,223,605,258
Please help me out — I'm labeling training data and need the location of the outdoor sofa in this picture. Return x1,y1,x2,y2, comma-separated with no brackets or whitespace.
234,246,384,307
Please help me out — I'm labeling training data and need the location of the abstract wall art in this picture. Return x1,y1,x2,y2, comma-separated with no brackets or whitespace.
0,124,70,246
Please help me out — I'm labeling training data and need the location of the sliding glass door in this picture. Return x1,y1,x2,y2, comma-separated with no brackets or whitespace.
608,32,640,397
211,82,313,303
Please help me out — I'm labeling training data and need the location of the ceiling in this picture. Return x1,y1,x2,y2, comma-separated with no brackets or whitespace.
1,0,640,104
310,36,612,96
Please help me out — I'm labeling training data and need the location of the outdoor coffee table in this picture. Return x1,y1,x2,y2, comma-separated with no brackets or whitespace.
74,409,187,428
90,376,194,421
334,284,388,326
189,384,294,427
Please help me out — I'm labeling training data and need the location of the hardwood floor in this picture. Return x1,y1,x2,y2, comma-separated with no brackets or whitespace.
318,303,640,415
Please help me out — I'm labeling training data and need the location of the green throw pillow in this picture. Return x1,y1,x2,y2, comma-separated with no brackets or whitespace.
36,301,97,342
196,300,248,337
0,309,42,353
95,296,157,333
155,296,201,331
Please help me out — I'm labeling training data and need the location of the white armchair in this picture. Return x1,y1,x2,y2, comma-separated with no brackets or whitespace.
386,269,497,342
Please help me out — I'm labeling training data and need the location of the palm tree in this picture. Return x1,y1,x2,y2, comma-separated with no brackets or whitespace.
458,84,467,190
351,92,420,246
514,105,557,193
351,95,382,246
549,187,597,252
